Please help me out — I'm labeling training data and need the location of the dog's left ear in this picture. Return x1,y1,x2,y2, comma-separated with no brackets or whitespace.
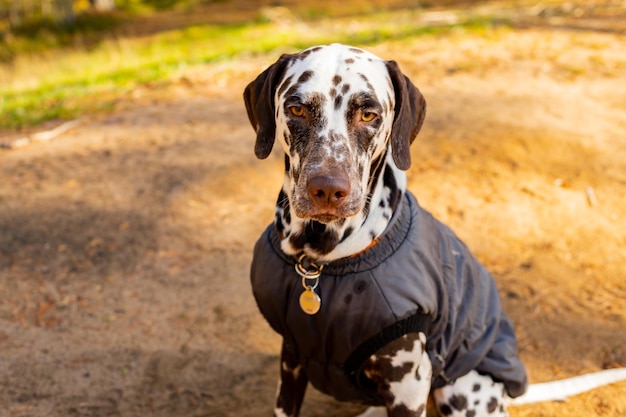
385,60,427,170
244,54,295,159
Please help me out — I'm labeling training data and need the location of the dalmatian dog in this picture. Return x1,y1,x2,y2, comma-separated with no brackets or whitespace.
244,43,626,417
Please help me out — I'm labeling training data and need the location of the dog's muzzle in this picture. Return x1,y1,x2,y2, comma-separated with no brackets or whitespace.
291,165,361,223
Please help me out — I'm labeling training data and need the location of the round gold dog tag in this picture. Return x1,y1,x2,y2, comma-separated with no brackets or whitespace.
299,288,321,315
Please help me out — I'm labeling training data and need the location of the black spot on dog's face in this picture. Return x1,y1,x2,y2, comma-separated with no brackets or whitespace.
288,221,339,254
277,75,294,99
284,93,328,160
345,92,383,154
282,131,291,147
277,188,289,209
275,212,284,234
275,188,292,234
334,95,343,110
340,226,353,242
297,46,323,60
362,156,387,215
382,162,401,213
358,73,375,94
298,70,314,84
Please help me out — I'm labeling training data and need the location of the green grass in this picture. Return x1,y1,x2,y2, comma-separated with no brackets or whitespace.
0,9,509,131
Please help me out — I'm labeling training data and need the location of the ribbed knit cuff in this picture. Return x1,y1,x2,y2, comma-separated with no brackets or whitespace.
344,312,431,380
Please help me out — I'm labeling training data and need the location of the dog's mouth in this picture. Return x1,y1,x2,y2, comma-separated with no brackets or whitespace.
295,204,361,224
310,213,340,224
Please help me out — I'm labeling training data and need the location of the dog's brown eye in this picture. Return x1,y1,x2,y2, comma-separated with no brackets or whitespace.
361,111,376,122
290,106,305,117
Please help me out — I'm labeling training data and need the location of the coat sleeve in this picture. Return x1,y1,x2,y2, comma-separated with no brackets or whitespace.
476,314,528,398
250,225,290,336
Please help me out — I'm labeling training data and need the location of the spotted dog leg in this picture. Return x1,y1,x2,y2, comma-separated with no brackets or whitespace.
361,333,432,417
433,370,508,417
274,341,308,417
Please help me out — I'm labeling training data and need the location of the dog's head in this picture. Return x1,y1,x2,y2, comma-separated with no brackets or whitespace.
244,44,426,224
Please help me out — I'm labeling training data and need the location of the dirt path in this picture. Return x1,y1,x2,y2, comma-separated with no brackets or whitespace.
1,25,625,417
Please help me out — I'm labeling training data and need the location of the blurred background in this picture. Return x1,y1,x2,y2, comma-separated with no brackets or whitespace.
1,0,625,131
1,1,625,417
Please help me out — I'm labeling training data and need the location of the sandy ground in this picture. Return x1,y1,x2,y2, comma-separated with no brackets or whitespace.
1,11,626,417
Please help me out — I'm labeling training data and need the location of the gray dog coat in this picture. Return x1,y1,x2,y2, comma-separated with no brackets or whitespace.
250,192,528,404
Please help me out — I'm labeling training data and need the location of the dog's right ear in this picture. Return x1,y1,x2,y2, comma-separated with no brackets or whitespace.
385,60,427,171
244,54,295,159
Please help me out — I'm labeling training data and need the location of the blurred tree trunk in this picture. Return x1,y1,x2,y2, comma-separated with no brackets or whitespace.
9,0,23,27
56,0,75,23
89,0,116,11
4,0,85,28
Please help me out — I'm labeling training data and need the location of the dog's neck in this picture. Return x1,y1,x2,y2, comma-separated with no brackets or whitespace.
275,150,406,263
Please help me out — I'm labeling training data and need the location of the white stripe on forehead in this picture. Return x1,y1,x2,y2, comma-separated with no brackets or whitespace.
280,44,392,103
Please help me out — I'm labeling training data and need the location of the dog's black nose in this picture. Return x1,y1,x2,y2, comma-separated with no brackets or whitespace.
307,175,350,207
